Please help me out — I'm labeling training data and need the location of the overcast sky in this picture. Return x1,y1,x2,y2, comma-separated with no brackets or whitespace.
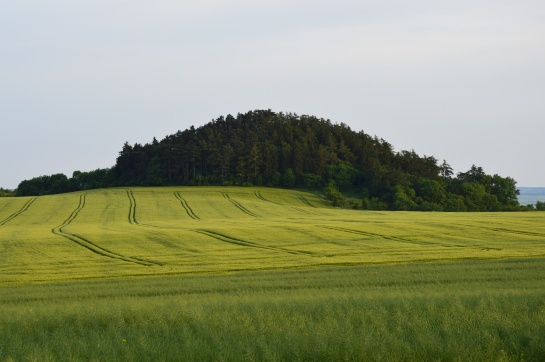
1,0,544,189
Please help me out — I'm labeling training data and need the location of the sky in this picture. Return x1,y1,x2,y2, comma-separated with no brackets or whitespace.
1,0,544,189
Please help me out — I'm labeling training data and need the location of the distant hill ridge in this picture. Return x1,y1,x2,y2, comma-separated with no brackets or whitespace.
15,109,528,211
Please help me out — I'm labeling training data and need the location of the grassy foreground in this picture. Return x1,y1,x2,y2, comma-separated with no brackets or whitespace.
1,186,545,360
1,259,544,361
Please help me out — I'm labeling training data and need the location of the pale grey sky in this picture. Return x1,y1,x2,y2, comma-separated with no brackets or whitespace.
1,0,544,189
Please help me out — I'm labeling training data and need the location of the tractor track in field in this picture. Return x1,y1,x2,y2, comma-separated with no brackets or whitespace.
493,228,545,238
174,192,200,220
318,226,439,246
254,191,281,205
124,189,163,229
319,226,501,251
126,189,138,225
452,222,545,239
483,226,545,239
0,197,37,226
52,194,161,266
195,229,312,256
299,196,316,208
254,191,319,215
446,222,545,249
222,193,259,218
292,207,319,216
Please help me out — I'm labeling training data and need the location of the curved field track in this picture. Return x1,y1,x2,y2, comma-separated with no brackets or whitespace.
1,186,545,283
52,194,160,266
0,197,37,226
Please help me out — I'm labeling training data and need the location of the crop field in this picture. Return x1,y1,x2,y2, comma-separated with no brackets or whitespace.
1,186,545,360
1,186,545,284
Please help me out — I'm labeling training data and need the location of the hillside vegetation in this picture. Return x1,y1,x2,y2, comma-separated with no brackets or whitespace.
1,186,544,284
15,110,523,211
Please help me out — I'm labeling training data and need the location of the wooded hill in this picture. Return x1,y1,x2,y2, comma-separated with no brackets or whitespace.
16,110,522,211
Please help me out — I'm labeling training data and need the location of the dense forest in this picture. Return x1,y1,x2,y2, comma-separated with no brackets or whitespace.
15,110,531,211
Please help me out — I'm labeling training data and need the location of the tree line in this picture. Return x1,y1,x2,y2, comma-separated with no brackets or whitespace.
0,188,15,197
14,109,538,211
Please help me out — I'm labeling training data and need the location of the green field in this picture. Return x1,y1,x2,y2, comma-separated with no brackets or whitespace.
1,187,544,361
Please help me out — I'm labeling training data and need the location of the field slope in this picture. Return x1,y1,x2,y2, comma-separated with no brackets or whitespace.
1,186,545,284
1,186,545,360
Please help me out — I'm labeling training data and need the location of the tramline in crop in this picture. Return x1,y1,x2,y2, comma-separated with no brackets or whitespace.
0,197,36,226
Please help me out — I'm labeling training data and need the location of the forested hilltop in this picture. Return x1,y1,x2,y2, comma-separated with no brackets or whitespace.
16,110,524,211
